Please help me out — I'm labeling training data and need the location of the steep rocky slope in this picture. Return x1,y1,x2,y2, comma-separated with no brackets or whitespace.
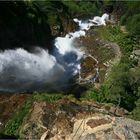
19,98,140,140
0,94,31,125
77,27,121,84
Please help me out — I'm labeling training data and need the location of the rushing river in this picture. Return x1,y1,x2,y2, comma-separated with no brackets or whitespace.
0,14,109,92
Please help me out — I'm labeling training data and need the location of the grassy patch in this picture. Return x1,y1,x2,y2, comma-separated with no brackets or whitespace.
0,98,32,136
97,25,139,55
96,46,114,63
81,88,102,102
33,92,64,102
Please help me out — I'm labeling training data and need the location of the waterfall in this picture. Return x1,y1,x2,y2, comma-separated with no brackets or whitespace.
0,14,109,92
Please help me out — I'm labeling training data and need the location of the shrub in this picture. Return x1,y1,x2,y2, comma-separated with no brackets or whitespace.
131,98,140,121
126,14,140,37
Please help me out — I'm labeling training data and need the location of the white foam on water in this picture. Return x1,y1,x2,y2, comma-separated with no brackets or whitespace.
0,13,109,92
89,13,109,26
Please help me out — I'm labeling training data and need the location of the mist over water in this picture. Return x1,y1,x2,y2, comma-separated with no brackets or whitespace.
0,14,109,92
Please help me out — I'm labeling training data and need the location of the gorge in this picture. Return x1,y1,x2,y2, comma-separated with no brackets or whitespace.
1,1,140,139
0,14,109,92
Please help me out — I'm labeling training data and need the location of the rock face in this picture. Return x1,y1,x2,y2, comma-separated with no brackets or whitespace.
76,27,121,85
19,98,140,140
68,116,140,140
50,18,77,37
78,55,99,85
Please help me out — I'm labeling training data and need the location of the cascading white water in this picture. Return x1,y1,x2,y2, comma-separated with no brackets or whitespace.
0,13,109,92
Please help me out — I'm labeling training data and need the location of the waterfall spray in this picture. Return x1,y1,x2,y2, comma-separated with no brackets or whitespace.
0,14,109,92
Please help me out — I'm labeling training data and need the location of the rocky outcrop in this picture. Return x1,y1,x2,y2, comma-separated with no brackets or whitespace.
69,116,140,140
76,27,121,84
50,18,77,37
18,98,140,140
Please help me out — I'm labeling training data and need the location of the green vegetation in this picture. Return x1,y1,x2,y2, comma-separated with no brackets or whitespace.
0,92,66,136
33,92,64,101
1,1,140,137
0,99,32,136
0,92,78,136
81,88,101,101
131,98,140,120
120,1,140,38
62,1,99,15
83,0,140,117
97,25,139,55
103,63,137,111
86,22,140,118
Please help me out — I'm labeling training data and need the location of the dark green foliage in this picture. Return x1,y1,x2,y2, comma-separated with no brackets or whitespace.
104,63,136,111
129,68,140,98
120,1,140,38
131,98,140,121
81,88,101,102
120,1,140,25
83,62,140,112
87,23,140,112
62,1,99,16
126,14,140,38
